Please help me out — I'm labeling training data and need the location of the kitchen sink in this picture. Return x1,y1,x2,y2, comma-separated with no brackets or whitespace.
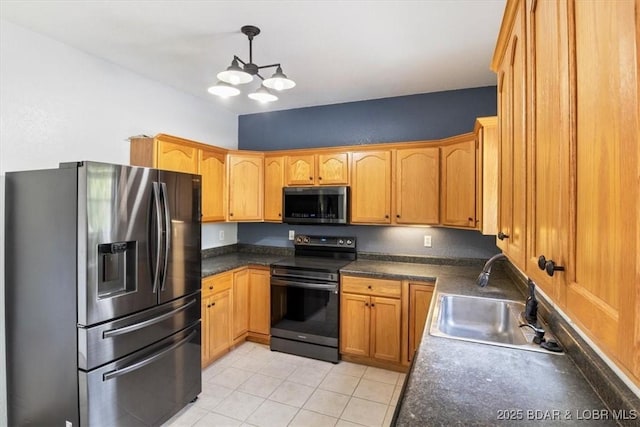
429,293,562,354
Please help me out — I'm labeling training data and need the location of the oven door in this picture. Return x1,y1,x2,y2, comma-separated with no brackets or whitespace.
270,277,339,347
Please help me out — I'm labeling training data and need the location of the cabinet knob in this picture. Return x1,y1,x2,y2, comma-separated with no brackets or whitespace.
367,285,372,289
209,286,213,290
318,176,322,180
468,217,474,222
212,302,216,306
278,213,281,217
371,303,375,307
309,176,313,180
229,212,234,216
498,231,510,240
538,255,565,277
365,302,369,307
385,214,389,219
207,304,211,308
396,214,400,218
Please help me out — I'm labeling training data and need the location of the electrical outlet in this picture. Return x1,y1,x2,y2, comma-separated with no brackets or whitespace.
219,230,225,241
424,235,432,247
288,230,295,240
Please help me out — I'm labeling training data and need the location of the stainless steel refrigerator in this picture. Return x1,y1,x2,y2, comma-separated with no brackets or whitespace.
5,161,202,426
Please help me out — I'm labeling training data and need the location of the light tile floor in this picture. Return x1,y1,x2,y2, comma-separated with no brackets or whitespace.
164,342,405,427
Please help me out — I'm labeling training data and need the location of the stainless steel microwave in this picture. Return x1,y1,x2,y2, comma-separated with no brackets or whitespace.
283,186,349,225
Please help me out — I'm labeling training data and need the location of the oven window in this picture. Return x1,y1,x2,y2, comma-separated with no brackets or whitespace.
271,284,338,339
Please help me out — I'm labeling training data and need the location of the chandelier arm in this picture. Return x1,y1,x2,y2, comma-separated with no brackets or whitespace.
257,63,281,70
233,55,247,66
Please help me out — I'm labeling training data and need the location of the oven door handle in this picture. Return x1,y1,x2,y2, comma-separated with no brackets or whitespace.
270,277,338,292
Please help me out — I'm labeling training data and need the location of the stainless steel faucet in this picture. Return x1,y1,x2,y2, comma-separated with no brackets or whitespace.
476,253,507,287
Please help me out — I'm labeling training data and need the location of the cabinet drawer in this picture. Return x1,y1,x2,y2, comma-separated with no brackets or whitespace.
202,271,233,297
341,276,401,298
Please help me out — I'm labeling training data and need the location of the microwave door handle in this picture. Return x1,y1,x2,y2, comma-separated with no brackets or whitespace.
102,329,196,381
151,182,163,293
160,182,171,291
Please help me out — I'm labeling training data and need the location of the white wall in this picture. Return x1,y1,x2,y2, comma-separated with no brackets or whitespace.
0,20,239,425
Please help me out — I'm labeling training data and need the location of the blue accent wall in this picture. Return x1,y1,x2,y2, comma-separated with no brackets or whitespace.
237,86,500,259
239,86,497,150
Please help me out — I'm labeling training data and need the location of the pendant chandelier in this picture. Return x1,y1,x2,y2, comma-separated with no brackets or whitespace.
208,25,295,103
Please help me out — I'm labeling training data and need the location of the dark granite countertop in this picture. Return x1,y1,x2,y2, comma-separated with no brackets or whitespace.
201,253,285,277
342,260,621,426
201,250,637,425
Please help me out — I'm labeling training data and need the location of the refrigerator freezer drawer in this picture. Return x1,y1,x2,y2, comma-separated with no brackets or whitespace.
78,293,201,370
79,324,201,427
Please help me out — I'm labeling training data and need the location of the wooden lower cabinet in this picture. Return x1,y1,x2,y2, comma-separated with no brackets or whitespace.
407,282,435,362
201,272,233,367
233,268,249,342
248,267,271,341
340,276,402,366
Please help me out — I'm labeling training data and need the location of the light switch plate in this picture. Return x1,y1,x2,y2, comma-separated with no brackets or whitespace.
219,230,225,241
424,235,432,247
289,230,295,240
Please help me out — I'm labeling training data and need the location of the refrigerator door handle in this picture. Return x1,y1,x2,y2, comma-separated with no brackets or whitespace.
160,182,172,291
151,182,163,293
102,329,197,381
102,298,197,339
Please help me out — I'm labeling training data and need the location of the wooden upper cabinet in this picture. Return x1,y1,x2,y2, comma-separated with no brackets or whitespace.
351,151,391,224
199,148,226,222
157,139,199,174
264,155,285,222
568,0,639,374
129,134,228,223
227,153,264,221
525,0,570,301
395,147,439,225
317,152,349,185
440,137,476,228
286,154,315,185
286,152,349,186
475,117,499,235
495,0,527,267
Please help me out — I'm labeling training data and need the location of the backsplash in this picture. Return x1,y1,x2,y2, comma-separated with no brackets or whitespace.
237,223,499,260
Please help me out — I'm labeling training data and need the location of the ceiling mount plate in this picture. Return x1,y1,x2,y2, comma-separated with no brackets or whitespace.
241,25,260,39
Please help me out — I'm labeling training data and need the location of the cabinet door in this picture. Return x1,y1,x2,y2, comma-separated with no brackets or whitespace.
228,154,264,221
209,290,231,359
233,269,249,340
525,0,570,301
569,0,639,370
441,139,476,228
340,293,370,357
475,117,499,235
201,296,212,367
264,156,285,222
370,296,401,363
199,149,226,222
286,155,315,185
497,1,527,268
351,151,392,224
395,147,439,224
408,283,434,361
317,152,349,185
248,268,271,336
157,140,199,174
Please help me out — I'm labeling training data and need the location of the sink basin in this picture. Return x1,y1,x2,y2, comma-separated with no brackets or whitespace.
429,293,562,354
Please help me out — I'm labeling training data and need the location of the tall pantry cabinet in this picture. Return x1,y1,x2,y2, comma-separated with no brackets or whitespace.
492,0,639,387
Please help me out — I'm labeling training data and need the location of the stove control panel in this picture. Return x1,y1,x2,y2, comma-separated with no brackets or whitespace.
294,235,356,249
